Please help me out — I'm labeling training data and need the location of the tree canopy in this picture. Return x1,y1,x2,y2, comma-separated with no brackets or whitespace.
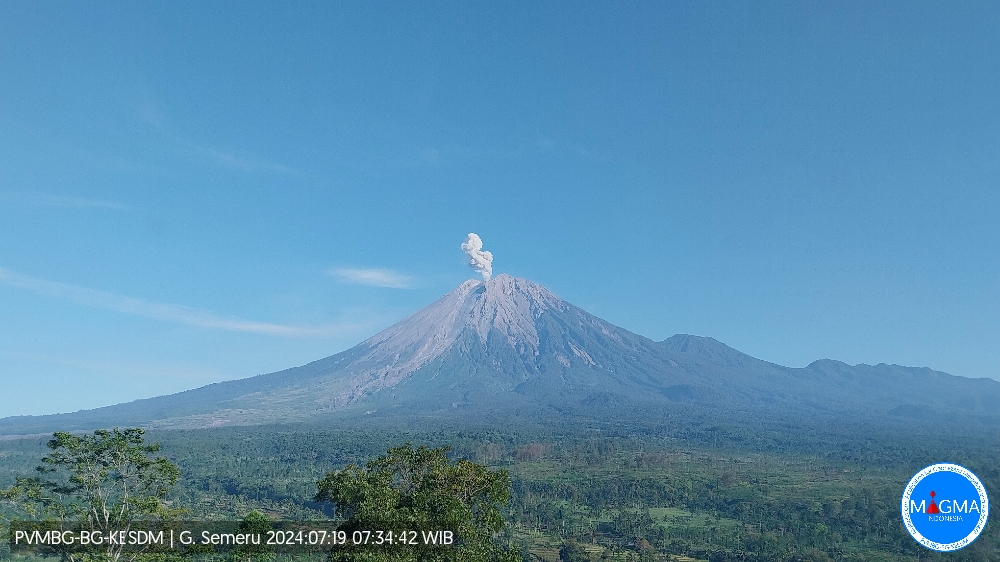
1,428,180,562
315,444,518,562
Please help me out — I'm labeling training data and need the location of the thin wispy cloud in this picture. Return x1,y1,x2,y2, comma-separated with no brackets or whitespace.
0,267,361,338
134,94,302,176
187,142,302,175
1,191,127,210
328,267,413,289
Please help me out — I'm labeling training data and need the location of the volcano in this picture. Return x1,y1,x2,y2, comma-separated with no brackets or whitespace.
2,274,999,435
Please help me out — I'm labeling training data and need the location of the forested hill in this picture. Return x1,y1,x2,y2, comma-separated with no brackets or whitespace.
2,275,999,436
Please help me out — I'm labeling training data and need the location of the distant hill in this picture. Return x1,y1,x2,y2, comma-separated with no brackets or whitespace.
2,274,997,435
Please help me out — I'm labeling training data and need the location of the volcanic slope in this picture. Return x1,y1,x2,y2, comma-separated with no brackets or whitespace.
2,274,999,434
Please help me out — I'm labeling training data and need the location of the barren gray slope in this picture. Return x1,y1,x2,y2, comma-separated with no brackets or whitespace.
1,274,998,435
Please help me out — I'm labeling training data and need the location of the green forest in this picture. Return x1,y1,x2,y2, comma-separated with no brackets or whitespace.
1,419,998,562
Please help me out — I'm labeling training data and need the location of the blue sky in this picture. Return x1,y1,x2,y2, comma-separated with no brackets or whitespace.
1,1,998,416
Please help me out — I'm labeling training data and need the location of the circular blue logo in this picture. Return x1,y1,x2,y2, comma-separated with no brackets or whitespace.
901,463,989,551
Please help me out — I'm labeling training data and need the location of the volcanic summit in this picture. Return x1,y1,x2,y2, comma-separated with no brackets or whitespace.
2,274,1000,435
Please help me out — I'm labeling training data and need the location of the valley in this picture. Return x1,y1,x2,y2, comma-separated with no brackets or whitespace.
3,420,998,561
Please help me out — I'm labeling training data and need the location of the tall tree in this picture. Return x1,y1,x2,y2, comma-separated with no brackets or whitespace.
2,428,180,562
231,510,274,562
315,444,518,562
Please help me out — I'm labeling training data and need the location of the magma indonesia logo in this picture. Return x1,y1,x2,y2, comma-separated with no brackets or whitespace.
901,463,989,551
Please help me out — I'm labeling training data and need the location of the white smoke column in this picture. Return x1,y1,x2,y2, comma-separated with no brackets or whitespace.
461,233,493,281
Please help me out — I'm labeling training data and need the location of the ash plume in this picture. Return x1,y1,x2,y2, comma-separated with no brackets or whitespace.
461,233,493,281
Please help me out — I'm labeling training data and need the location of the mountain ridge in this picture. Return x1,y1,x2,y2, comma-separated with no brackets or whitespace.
2,274,997,435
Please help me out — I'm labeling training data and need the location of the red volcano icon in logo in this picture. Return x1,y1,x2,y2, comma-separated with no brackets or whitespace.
927,491,940,514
